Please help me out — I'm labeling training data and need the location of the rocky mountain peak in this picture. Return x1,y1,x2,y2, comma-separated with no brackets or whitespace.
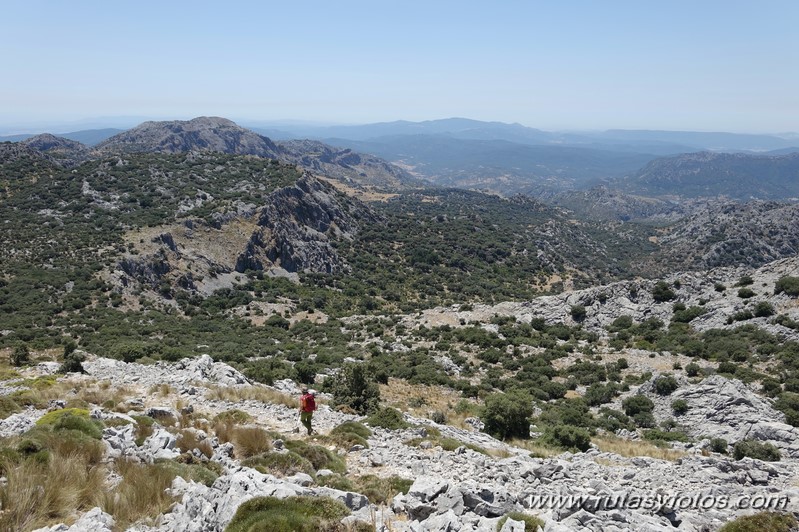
96,116,281,157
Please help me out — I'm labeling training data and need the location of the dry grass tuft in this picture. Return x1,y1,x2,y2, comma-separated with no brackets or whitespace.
77,381,133,410
176,429,214,458
230,426,273,459
507,439,562,458
0,452,106,531
102,460,178,529
593,435,687,461
148,383,174,397
378,379,480,429
205,384,297,408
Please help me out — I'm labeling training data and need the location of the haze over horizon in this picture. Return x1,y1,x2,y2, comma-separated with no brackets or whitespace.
2,0,797,134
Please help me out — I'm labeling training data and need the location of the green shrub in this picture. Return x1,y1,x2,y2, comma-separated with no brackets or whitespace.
622,395,654,416
684,362,700,377
242,451,315,477
718,511,796,532
570,305,587,322
735,275,754,287
330,364,380,415
496,512,545,532
671,399,688,415
481,391,534,440
654,375,678,395
156,459,220,487
367,407,409,431
737,288,756,299
652,281,676,302
0,397,21,420
642,429,690,442
348,475,412,505
672,306,705,323
315,473,355,492
583,383,619,406
774,392,799,427
732,439,781,461
225,496,350,532
328,421,372,448
59,351,85,374
10,344,30,366
774,276,799,296
541,425,591,452
284,440,346,474
753,302,775,317
709,438,728,454
53,413,103,439
36,408,91,427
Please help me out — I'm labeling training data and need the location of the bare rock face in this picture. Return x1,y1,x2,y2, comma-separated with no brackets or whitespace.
235,173,377,274
639,374,799,458
97,117,282,158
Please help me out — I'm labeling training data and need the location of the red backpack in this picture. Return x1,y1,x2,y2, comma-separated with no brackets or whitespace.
301,393,316,412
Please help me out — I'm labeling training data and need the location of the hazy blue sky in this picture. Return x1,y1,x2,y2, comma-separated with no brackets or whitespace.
2,0,797,133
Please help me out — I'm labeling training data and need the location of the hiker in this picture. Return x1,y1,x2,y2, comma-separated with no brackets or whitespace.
299,387,317,435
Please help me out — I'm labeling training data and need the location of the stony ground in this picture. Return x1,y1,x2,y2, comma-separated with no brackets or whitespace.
1,351,795,532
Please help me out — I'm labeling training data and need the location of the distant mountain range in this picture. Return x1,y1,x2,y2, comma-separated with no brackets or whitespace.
4,116,799,204
3,117,415,190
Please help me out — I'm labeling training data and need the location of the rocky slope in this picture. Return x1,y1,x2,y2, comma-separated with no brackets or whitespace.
618,151,799,200
277,139,417,189
637,201,799,274
1,352,795,532
114,172,375,297
551,186,686,222
406,255,799,341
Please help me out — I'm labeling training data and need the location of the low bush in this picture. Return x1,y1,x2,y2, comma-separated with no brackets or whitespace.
226,496,351,532
243,451,315,477
11,344,30,366
330,421,372,439
0,396,21,420
718,511,796,532
774,276,799,296
671,399,689,415
642,429,691,443
156,458,219,487
654,375,678,395
622,395,654,416
737,288,756,299
36,408,91,427
367,407,409,431
732,439,781,461
541,424,591,452
709,438,728,454
284,440,346,474
496,512,545,532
